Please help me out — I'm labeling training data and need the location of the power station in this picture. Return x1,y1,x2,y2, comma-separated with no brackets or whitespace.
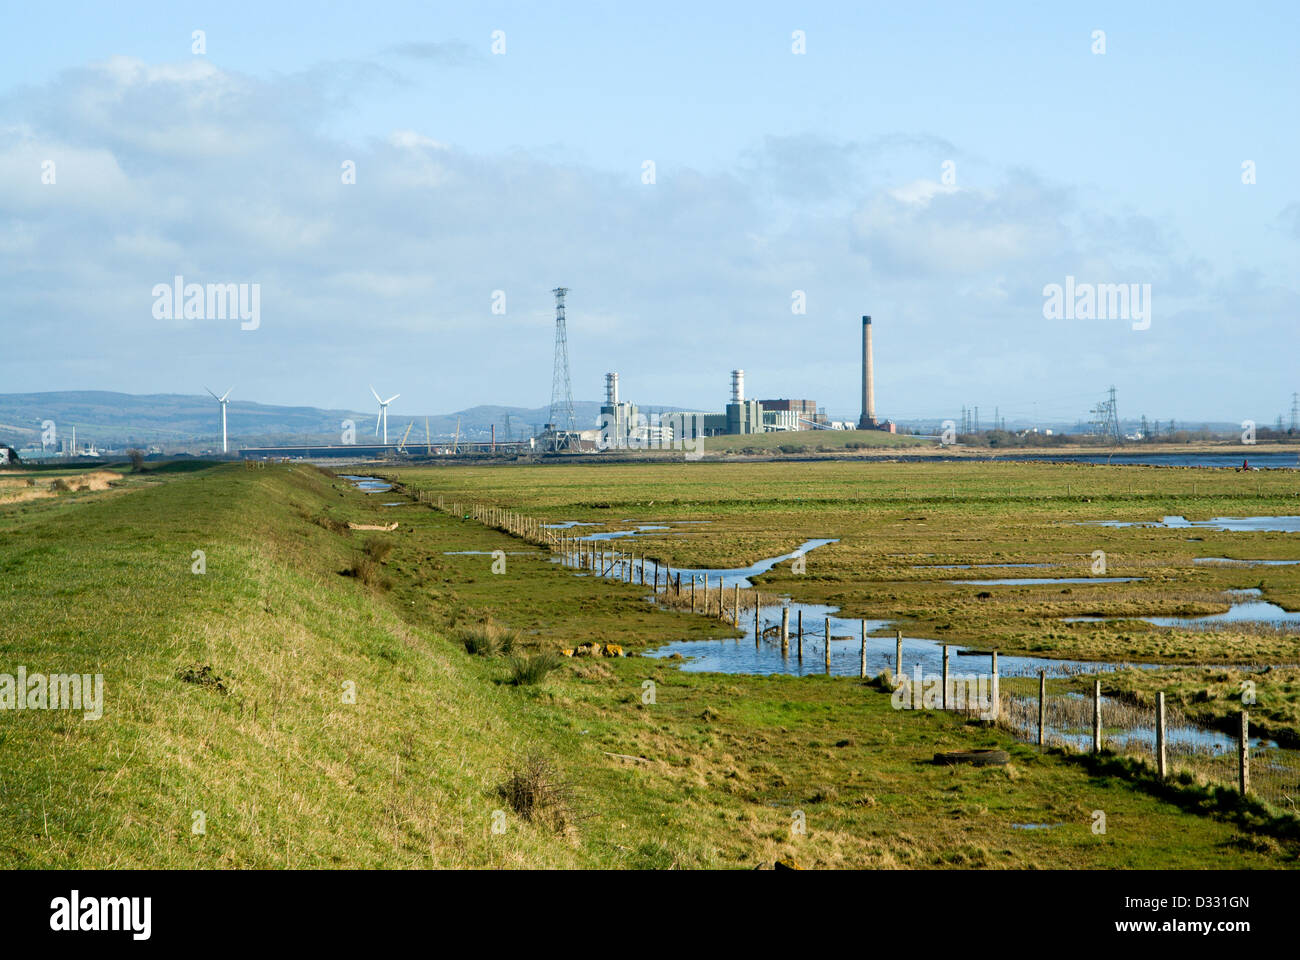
563,308,896,448
238,300,892,459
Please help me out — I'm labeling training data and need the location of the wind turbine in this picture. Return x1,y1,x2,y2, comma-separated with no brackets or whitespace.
205,387,233,454
370,385,400,444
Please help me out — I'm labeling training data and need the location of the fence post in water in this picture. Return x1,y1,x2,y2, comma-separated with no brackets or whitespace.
654,561,659,592
1239,710,1250,796
942,646,950,710
1156,692,1167,779
896,630,903,676
991,650,999,719
733,584,740,625
1092,679,1102,754
781,607,789,654
1037,670,1046,746
691,576,697,612
860,620,867,678
824,618,831,671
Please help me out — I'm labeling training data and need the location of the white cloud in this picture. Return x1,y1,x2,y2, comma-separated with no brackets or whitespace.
0,56,1291,420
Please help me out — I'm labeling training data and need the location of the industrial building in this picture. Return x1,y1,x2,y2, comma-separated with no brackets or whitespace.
655,371,819,438
598,372,640,448
724,370,763,435
759,398,825,431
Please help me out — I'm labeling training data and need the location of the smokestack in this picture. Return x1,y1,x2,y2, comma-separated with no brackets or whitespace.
731,369,744,403
858,315,877,429
605,372,619,405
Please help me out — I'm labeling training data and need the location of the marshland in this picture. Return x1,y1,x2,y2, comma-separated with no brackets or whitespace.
2,457,1299,867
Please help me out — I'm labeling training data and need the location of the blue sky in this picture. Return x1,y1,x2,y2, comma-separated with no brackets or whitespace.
2,1,1297,425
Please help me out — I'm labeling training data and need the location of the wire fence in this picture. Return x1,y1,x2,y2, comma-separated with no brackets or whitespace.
995,682,1300,814
399,484,1300,816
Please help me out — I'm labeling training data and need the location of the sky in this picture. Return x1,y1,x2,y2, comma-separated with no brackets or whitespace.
1,1,1297,426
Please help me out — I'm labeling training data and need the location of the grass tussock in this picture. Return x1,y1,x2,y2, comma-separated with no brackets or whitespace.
337,536,397,589
507,652,562,686
362,537,394,562
343,554,389,589
497,754,575,832
458,620,520,656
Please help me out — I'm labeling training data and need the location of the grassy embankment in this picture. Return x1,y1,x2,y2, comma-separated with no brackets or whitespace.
3,462,1298,866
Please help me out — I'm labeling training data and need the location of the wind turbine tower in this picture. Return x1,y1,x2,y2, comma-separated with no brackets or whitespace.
370,385,400,444
205,387,233,454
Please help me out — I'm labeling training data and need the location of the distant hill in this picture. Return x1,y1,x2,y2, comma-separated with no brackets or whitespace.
0,391,681,451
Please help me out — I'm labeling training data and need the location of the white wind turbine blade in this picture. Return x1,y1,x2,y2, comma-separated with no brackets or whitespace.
370,385,382,403
383,394,400,405
219,387,233,402
205,387,219,400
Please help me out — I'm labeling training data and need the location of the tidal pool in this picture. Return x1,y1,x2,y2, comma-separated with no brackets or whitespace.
949,577,1144,585
1082,515,1300,533
339,475,393,493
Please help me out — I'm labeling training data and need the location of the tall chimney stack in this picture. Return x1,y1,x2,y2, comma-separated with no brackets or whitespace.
730,369,745,404
858,315,878,429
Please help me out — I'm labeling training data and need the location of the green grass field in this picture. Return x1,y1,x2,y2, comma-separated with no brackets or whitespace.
2,460,1297,867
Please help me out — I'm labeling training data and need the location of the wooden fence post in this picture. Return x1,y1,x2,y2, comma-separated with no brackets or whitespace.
991,650,999,719
859,620,867,678
1239,710,1250,796
896,630,903,676
691,576,697,612
1092,679,1102,754
781,607,789,654
1037,670,1046,746
797,610,803,657
733,584,740,626
1156,692,1167,779
754,593,760,645
942,646,950,710
824,618,831,671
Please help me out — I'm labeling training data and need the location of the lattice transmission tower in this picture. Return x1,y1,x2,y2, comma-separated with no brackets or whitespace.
547,287,576,450
1089,385,1122,442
